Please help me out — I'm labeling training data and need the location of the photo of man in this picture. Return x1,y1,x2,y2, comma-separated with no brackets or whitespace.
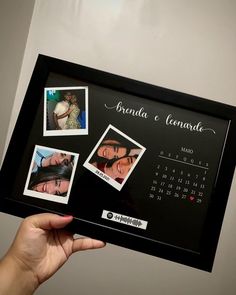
53,91,72,130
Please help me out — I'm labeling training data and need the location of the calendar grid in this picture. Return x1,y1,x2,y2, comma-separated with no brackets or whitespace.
158,155,209,170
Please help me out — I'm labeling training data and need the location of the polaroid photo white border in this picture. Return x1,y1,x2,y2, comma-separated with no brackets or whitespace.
23,145,79,204
83,124,146,191
43,86,89,136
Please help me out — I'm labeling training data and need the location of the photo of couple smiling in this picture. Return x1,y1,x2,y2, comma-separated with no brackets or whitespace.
44,86,88,136
24,145,78,204
84,125,146,191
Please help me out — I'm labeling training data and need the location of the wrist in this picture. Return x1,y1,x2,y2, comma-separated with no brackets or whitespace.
0,254,39,295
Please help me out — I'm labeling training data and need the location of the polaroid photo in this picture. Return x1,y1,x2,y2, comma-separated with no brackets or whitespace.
83,124,146,191
43,86,88,136
24,145,79,204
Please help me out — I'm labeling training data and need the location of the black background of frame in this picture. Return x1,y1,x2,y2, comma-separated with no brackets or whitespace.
0,54,235,272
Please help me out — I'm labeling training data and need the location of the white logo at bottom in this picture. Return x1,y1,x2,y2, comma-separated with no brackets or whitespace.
101,210,148,230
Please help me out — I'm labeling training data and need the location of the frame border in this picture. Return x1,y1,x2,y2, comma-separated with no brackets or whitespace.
1,54,236,272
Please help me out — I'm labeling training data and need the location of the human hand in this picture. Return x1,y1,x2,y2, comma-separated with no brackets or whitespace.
1,214,105,294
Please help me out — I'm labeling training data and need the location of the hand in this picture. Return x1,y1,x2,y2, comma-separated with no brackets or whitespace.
0,214,105,294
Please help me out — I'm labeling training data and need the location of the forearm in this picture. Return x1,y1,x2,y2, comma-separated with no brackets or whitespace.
57,111,70,119
53,113,60,129
0,255,38,295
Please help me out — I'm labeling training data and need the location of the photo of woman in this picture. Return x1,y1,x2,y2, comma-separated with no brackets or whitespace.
24,145,79,204
29,165,73,196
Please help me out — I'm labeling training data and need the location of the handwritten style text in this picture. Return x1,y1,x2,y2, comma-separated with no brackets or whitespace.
105,101,148,119
166,114,216,134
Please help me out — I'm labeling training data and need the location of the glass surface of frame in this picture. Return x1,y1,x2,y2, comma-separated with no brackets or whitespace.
1,54,236,272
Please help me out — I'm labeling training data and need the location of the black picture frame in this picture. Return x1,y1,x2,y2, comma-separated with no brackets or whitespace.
0,54,235,272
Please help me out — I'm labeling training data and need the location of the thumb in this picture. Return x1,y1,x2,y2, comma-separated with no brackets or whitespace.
29,213,73,230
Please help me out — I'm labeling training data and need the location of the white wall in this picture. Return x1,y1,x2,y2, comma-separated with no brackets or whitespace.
0,0,35,162
0,0,35,268
1,1,236,294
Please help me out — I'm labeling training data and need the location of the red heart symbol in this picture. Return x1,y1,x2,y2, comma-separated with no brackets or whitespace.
189,196,195,201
